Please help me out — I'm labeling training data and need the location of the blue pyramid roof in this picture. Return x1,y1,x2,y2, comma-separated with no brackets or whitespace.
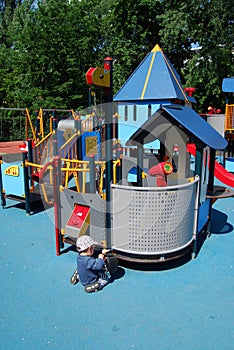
114,44,189,102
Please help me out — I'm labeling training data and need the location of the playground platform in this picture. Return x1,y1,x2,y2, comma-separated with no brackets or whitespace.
0,181,234,350
0,141,23,163
0,141,22,155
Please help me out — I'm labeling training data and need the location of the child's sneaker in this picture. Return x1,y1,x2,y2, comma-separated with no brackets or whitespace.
84,282,100,293
97,276,109,289
70,270,79,285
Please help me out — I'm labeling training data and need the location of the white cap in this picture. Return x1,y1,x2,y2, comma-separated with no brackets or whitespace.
76,235,97,252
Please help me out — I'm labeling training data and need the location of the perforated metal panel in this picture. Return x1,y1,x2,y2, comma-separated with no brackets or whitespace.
111,179,198,254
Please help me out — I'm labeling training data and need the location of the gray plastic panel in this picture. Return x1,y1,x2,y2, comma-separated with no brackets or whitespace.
60,188,106,243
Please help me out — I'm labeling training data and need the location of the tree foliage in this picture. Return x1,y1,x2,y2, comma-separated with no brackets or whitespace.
0,0,233,114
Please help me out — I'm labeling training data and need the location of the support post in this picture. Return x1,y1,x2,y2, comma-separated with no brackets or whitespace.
159,142,166,162
75,116,82,160
53,155,63,255
35,110,39,140
0,156,6,207
104,56,113,249
75,116,83,190
88,154,96,193
52,109,57,131
195,146,203,204
116,148,123,183
208,148,215,194
27,139,33,188
192,146,203,257
52,110,58,158
137,144,144,187
22,151,31,215
192,176,200,259
207,148,216,237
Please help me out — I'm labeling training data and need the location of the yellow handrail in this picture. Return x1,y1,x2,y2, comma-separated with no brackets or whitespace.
25,108,37,142
41,183,54,205
59,131,80,152
26,156,121,198
113,159,121,185
34,131,54,148
37,108,44,139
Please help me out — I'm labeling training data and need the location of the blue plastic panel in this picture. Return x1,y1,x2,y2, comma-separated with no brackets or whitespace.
222,77,234,93
197,198,210,232
2,161,25,197
81,131,101,160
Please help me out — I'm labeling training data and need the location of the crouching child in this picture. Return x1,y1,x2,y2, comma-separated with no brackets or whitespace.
74,235,109,293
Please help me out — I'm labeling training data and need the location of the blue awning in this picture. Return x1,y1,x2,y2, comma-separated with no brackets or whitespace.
222,77,234,93
126,105,227,150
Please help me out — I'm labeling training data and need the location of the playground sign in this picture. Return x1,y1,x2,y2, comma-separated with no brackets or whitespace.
4,165,19,177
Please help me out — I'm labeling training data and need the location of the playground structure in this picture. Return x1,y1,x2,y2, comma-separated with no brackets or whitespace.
1,45,234,264
0,108,74,212
42,46,234,262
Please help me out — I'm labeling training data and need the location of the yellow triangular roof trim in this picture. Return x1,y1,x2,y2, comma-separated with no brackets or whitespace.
151,44,162,53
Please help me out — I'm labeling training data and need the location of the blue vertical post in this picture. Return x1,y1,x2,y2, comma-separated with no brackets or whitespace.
53,155,63,255
75,116,83,190
53,139,58,158
88,88,92,107
0,156,6,207
88,154,96,193
104,56,113,249
75,116,82,160
137,144,143,187
22,151,31,215
193,145,203,257
207,148,215,237
35,110,39,140
208,148,215,194
52,110,57,132
27,139,33,188
116,147,123,183
195,146,203,201
52,110,58,158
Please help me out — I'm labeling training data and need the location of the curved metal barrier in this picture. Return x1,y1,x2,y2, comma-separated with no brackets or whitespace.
111,177,199,256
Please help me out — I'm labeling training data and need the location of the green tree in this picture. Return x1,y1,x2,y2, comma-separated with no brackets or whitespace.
96,0,162,94
0,0,233,113
0,0,104,109
182,0,234,112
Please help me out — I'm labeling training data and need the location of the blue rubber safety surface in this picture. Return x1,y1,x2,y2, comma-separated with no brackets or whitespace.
1,194,234,350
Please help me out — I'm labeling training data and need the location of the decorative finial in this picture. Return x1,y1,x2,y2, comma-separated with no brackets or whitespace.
151,44,162,53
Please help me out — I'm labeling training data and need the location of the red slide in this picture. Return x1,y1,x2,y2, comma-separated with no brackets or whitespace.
187,143,234,188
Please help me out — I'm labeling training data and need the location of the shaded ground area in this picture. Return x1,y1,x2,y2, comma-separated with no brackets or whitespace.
0,194,234,350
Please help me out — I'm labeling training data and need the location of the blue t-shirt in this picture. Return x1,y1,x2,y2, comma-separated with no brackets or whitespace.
77,255,105,286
